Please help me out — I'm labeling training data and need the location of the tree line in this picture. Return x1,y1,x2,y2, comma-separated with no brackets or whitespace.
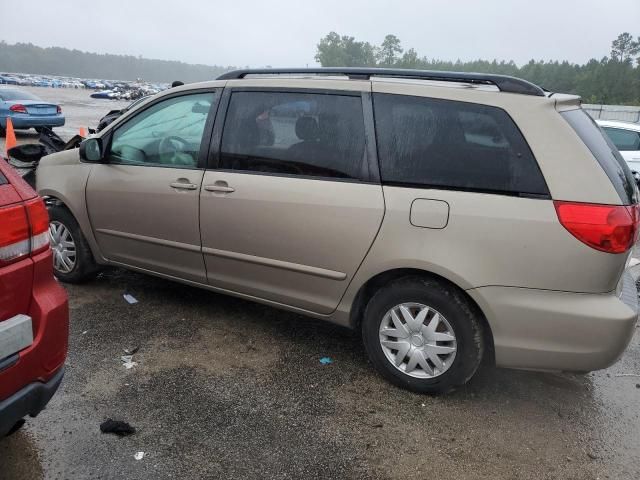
0,41,235,83
316,32,640,105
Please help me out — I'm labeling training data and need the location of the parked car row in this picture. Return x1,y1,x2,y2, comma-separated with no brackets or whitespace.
34,68,639,395
0,72,168,96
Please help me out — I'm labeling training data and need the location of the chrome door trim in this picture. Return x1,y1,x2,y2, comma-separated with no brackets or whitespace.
95,228,201,253
201,246,347,280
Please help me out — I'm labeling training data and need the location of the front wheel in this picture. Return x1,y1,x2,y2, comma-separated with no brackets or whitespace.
362,276,484,394
48,205,100,283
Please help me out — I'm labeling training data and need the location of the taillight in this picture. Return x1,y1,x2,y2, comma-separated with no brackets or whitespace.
0,198,50,266
0,204,30,264
25,198,51,255
56,105,62,114
9,104,27,114
554,201,640,254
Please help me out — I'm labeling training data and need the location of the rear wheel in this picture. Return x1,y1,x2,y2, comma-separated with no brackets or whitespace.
362,276,484,394
48,205,100,283
0,124,5,137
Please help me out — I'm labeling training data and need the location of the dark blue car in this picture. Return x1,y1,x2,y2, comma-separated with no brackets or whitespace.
0,88,65,136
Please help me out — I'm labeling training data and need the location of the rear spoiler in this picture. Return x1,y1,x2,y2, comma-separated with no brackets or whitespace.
550,93,582,112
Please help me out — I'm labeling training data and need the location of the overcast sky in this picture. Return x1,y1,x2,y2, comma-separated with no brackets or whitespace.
1,0,639,67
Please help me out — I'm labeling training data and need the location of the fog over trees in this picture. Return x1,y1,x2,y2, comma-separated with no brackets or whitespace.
316,32,640,105
1,32,639,104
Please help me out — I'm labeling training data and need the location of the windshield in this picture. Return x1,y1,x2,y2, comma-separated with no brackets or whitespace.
0,89,42,101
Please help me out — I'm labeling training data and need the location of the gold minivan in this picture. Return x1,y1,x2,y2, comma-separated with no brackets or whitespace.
37,68,639,393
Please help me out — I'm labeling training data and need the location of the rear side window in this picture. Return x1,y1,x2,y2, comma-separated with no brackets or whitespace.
602,127,640,152
220,91,367,180
0,172,7,185
373,93,548,196
562,110,638,205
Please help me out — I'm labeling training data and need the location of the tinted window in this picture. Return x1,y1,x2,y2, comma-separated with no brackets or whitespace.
0,89,41,101
220,91,366,180
0,172,7,185
373,93,548,195
602,127,640,151
109,92,216,168
562,109,637,204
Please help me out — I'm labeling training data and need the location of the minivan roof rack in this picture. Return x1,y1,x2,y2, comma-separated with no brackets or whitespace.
216,68,545,97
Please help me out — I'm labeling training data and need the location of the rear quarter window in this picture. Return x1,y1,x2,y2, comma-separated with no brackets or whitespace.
0,173,7,185
562,109,638,205
373,93,548,196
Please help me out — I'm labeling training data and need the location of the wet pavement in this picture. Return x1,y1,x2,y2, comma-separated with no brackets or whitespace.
1,86,640,479
0,268,638,480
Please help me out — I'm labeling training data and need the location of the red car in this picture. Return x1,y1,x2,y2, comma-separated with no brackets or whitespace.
0,156,68,437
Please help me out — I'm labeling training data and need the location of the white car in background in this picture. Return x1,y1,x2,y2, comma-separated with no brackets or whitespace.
597,119,640,173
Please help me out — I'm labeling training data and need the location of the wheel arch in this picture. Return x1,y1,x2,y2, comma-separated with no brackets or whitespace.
348,268,495,365
42,192,106,264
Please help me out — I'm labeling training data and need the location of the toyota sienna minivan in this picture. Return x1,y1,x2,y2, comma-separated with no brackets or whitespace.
36,68,639,393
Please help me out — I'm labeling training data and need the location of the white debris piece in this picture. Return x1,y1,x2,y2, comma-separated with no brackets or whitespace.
123,294,138,304
134,452,145,460
121,355,138,369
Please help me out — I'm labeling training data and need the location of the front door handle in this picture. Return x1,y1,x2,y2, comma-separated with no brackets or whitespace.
170,181,198,190
204,183,235,193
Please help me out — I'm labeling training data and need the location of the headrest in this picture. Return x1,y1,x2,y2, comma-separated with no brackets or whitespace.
295,116,319,141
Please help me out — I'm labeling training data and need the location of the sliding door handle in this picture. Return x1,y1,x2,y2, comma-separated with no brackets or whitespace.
170,182,198,190
204,184,235,193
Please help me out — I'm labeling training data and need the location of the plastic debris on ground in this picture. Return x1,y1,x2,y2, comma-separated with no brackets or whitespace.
124,346,139,355
100,419,136,437
134,452,146,460
319,357,333,365
123,293,138,304
121,355,138,369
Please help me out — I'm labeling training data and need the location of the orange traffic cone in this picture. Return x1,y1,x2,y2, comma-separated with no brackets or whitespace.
4,117,17,157
79,127,87,137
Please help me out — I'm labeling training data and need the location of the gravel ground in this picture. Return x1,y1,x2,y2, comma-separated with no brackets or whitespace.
0,86,639,479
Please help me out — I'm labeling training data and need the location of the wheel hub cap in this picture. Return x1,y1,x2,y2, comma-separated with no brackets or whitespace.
379,302,457,379
49,221,77,274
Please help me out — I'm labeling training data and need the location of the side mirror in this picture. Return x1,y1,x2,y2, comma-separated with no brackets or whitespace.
79,138,103,162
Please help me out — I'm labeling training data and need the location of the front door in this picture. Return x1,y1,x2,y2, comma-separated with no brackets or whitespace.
86,90,219,283
200,89,384,314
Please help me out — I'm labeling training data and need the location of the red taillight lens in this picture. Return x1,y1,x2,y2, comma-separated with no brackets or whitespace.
0,203,30,265
0,198,50,266
56,105,62,114
554,201,640,254
25,198,50,254
9,104,27,114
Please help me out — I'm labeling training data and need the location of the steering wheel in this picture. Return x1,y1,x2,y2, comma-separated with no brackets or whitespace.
158,136,190,165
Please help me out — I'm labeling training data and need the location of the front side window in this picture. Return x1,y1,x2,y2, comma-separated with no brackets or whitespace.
220,91,366,180
109,92,217,168
373,93,548,196
602,127,640,152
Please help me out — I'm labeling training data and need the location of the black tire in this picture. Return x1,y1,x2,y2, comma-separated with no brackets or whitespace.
362,276,484,394
5,419,25,437
0,124,5,137
48,205,100,283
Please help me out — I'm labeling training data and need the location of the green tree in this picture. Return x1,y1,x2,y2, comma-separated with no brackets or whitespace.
377,34,403,66
611,32,640,62
315,32,376,67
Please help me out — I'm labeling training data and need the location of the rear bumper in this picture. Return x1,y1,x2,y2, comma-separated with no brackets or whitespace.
0,366,64,437
1,114,65,129
468,271,638,372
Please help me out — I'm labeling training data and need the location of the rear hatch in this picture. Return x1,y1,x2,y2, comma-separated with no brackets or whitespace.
0,172,33,322
0,161,49,322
